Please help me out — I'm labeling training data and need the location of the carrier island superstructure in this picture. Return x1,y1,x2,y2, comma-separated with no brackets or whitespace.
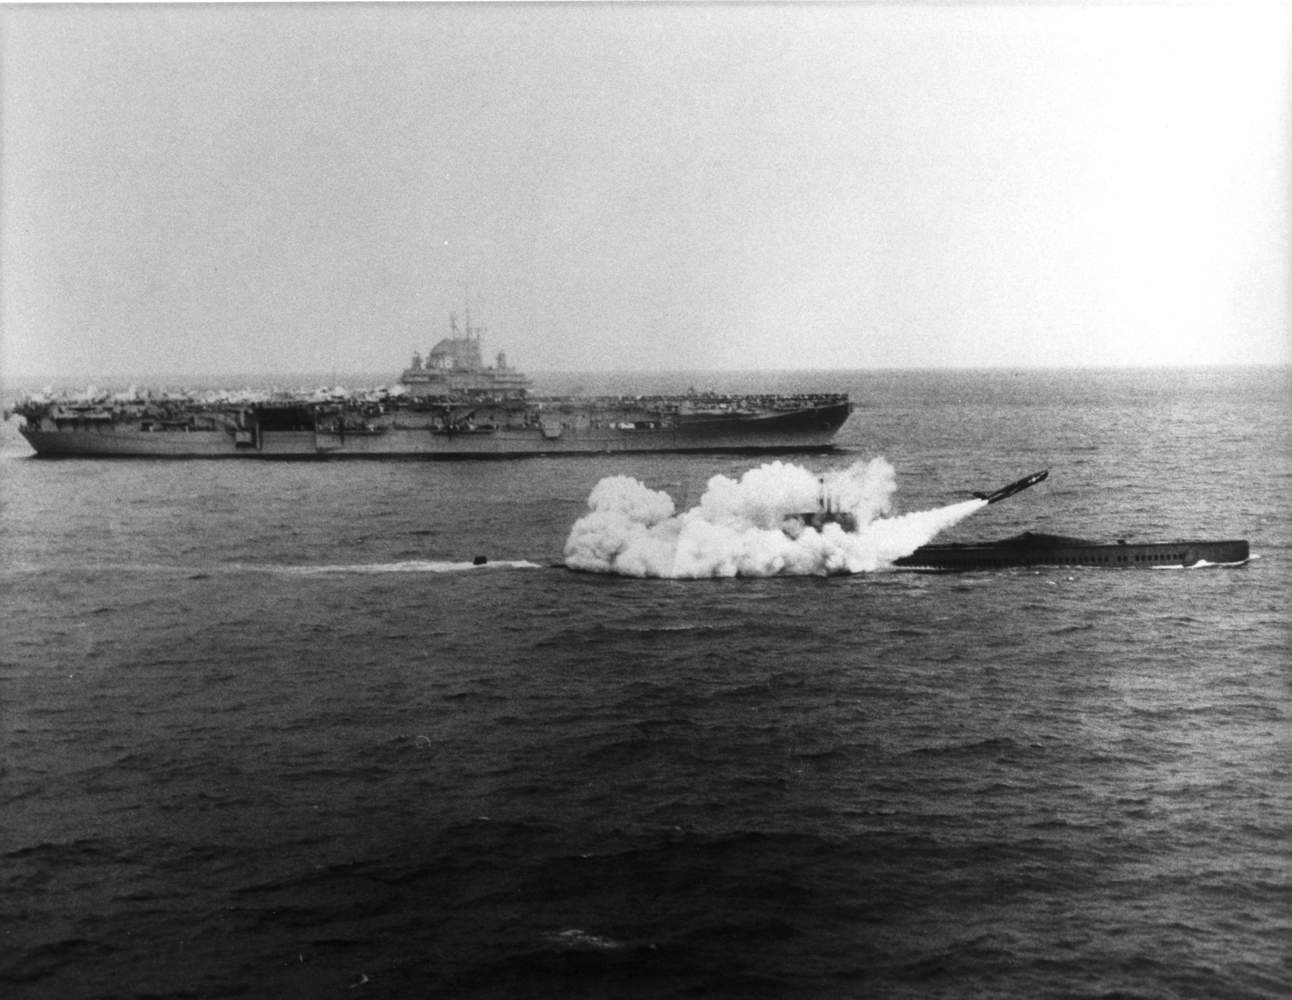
6,316,853,458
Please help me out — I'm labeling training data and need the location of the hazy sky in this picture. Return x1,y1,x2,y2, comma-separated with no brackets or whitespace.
2,2,1288,377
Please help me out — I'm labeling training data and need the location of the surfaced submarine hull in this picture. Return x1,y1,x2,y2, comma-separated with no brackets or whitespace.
973,469,1049,504
893,533,1250,571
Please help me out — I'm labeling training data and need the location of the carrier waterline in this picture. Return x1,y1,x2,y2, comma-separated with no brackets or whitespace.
6,315,852,458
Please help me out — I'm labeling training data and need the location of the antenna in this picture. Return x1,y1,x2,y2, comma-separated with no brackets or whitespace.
461,281,478,341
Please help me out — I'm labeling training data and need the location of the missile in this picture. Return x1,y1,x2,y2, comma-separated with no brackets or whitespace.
973,469,1049,505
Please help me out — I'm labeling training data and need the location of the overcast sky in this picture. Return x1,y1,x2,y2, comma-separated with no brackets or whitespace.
2,2,1288,377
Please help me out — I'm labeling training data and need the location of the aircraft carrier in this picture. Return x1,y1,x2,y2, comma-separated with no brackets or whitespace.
6,315,853,459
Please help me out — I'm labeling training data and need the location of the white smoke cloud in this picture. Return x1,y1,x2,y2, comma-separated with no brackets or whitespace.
563,459,986,578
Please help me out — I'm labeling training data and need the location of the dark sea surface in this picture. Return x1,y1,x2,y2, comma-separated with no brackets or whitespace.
2,367,1288,1000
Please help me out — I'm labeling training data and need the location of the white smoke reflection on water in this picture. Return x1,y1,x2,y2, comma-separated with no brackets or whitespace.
563,459,987,578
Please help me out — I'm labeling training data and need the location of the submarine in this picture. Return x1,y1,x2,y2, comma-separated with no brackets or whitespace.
892,533,1250,571
782,467,1249,570
895,468,1249,570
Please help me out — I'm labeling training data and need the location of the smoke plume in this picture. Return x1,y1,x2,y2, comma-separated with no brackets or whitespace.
563,459,985,577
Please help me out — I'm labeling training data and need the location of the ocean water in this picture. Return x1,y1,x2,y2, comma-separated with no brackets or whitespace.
1,367,1288,1000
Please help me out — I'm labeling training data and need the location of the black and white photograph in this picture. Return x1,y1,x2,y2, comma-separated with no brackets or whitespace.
2,2,1288,997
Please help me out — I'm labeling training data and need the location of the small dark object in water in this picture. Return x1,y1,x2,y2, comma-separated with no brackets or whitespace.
472,555,488,566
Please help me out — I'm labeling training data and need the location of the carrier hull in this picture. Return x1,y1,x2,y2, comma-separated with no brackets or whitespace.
15,399,852,458
7,316,853,458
